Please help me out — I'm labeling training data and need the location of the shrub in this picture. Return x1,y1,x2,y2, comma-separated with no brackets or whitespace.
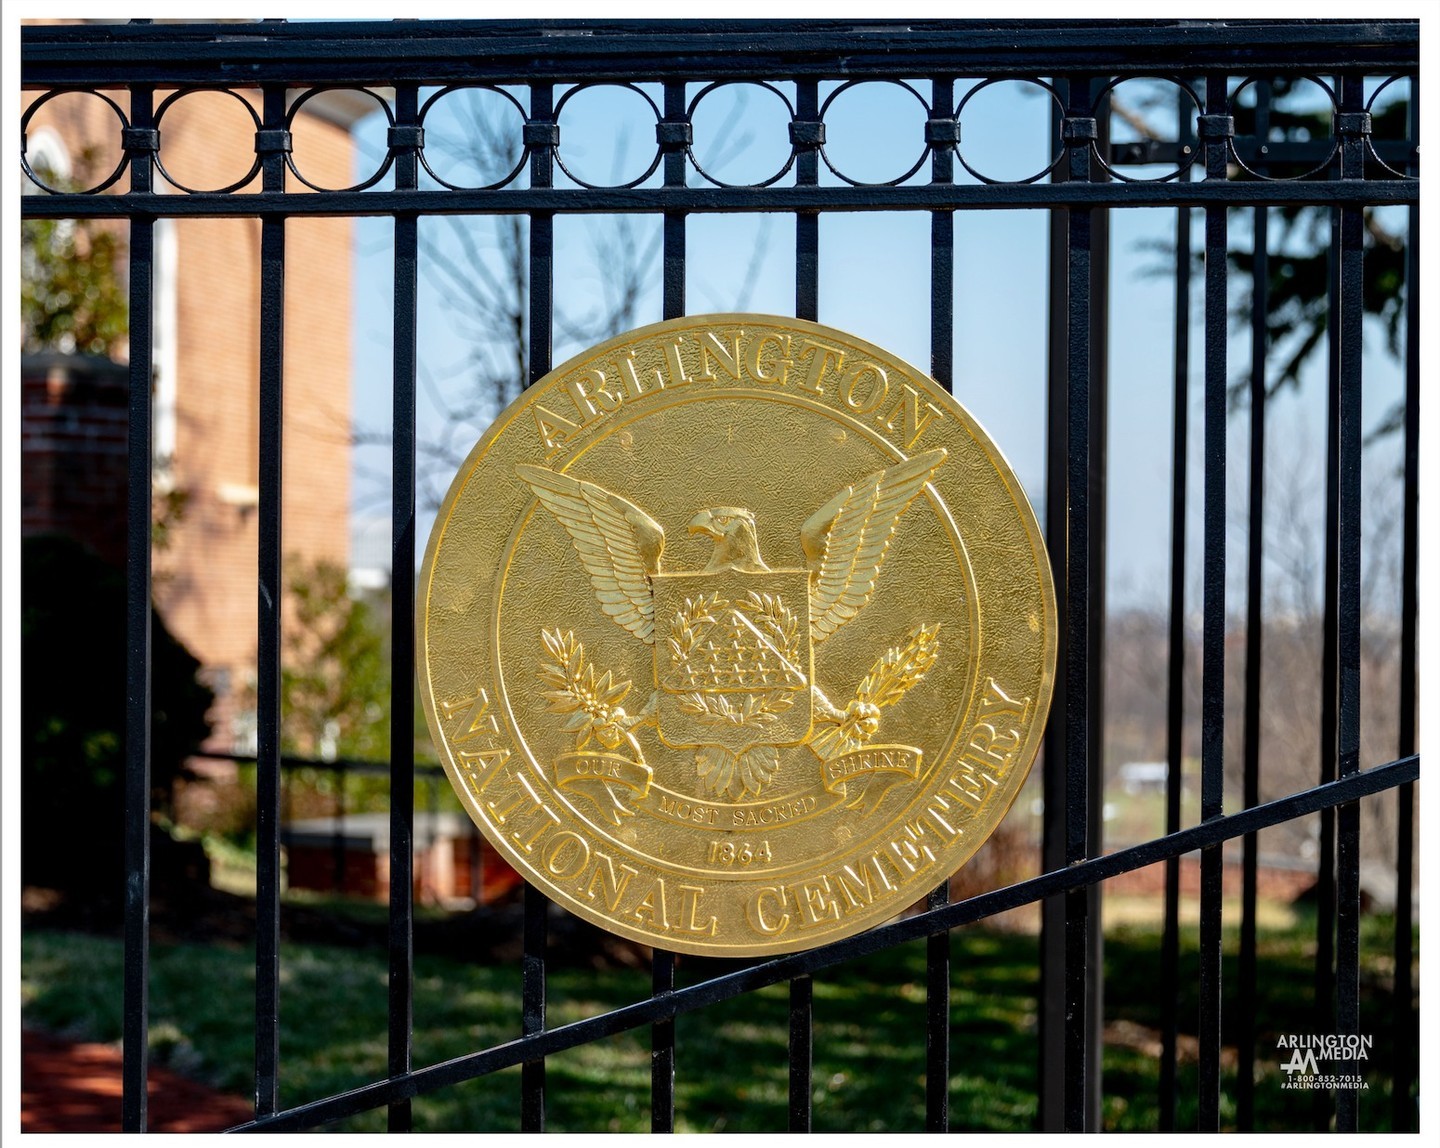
21,535,213,895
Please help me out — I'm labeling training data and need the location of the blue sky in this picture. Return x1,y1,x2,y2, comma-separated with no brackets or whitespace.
346,76,1409,616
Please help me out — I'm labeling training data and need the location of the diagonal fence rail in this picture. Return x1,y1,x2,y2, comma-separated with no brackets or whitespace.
229,755,1418,1132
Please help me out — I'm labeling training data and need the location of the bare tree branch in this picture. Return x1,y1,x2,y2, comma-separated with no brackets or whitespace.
352,90,770,519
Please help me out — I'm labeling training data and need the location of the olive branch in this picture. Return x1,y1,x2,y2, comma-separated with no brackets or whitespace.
810,623,941,760
537,627,632,739
856,622,940,707
677,689,795,728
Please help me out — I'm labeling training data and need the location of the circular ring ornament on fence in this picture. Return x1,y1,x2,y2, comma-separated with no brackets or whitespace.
1227,75,1339,182
417,85,529,191
552,82,663,189
1364,74,1415,180
21,89,130,194
153,87,263,195
687,81,797,189
286,87,396,193
954,78,1066,185
418,315,1057,956
818,79,932,187
1090,76,1203,184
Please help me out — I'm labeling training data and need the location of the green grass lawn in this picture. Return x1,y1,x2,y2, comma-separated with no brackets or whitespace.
20,909,1414,1132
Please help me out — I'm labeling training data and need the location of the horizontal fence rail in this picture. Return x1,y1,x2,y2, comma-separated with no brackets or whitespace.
18,180,1423,220
19,19,1419,83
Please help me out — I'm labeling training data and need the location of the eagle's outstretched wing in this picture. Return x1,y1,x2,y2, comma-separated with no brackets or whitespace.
801,448,947,644
516,464,665,643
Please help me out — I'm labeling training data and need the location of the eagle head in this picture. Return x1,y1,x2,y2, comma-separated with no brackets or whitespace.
689,507,771,573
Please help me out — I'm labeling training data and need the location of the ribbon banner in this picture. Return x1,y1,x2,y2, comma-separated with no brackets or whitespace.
555,752,653,824
821,744,923,814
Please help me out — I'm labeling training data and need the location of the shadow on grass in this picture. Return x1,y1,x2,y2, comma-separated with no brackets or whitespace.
20,902,1414,1132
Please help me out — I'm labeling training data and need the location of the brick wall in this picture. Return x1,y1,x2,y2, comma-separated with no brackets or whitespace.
149,92,355,736
20,354,131,569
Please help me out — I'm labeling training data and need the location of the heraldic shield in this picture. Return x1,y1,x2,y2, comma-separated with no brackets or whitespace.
653,570,814,756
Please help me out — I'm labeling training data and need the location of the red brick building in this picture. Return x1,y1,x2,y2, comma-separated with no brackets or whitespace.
21,53,365,746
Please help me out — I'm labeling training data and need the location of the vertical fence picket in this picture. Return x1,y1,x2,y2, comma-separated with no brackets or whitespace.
1038,90,1069,1135
1158,90,1194,1133
1085,94,1110,1136
649,75,688,1137
387,80,421,1134
924,73,955,1135
788,973,814,1132
120,80,156,1136
1196,70,1229,1133
1060,76,1097,1134
1392,74,1419,1132
1312,199,1343,1133
520,79,557,1134
253,81,289,1121
1237,85,1271,1123
1333,72,1366,1135
786,73,821,1135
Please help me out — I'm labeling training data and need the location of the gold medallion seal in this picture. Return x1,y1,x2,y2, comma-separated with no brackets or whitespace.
419,314,1056,956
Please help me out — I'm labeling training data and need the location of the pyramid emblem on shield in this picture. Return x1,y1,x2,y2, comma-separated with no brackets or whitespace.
664,598,808,694
653,571,814,755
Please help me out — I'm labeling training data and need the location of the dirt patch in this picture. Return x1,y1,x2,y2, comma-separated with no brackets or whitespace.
21,1029,255,1133
22,878,655,1130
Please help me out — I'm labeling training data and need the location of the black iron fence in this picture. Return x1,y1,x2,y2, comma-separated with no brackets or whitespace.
20,18,1419,1132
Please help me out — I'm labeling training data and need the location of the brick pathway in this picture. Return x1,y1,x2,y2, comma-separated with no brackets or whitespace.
21,1030,254,1133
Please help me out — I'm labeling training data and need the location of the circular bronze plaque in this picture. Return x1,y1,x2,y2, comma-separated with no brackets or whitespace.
419,314,1055,956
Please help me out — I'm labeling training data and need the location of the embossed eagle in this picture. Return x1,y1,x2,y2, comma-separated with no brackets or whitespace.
516,447,946,646
517,448,946,799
